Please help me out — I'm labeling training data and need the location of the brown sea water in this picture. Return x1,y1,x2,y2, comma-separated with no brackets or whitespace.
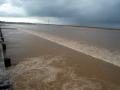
13,24,120,67
9,56,120,90
1,23,120,90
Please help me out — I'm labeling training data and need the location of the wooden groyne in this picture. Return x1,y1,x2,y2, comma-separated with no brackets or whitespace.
0,24,11,90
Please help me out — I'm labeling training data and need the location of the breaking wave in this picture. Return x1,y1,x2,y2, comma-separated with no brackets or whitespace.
22,29,120,67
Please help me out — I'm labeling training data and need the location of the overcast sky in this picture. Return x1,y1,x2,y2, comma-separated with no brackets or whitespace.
0,0,120,24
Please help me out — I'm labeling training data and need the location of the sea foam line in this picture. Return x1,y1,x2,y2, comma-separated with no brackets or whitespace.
21,29,120,67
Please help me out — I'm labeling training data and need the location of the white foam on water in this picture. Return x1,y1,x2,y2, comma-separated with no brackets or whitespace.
22,29,120,67
10,56,63,79
9,56,120,90
9,56,63,90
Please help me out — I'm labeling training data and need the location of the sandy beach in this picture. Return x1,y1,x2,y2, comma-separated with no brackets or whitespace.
2,23,120,90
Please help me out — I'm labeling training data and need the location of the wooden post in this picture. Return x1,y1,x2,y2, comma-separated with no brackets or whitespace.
4,58,11,67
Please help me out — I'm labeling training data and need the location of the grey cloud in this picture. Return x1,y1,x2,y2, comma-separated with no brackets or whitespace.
1,0,120,24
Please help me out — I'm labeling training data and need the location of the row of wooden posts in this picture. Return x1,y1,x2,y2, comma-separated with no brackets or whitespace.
0,27,11,90
0,27,11,67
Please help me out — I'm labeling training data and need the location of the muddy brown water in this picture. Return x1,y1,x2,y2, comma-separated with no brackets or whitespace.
2,24,120,90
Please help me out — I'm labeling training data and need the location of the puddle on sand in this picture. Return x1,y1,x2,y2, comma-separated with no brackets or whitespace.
9,56,120,90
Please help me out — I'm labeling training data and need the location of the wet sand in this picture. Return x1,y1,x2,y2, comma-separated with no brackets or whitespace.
2,24,120,90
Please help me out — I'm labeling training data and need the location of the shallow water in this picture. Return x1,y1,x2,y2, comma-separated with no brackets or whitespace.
22,27,120,67
9,56,120,90
4,24,120,66
2,23,120,90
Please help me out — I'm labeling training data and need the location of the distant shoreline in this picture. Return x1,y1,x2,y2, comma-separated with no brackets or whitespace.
1,21,120,31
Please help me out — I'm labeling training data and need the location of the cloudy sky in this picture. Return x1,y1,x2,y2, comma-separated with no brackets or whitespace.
0,0,120,24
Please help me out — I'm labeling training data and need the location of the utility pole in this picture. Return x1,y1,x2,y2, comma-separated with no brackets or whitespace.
48,18,50,25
